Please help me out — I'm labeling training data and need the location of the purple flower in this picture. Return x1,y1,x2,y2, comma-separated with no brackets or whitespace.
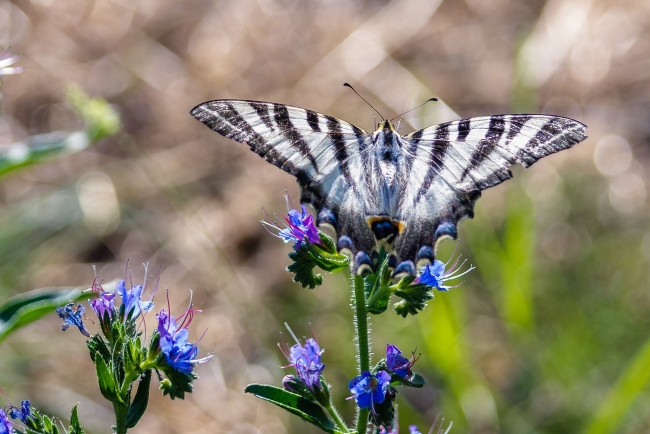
8,400,30,424
280,337,325,390
386,344,418,379
348,370,391,411
90,291,115,320
56,302,90,337
117,280,154,320
157,302,212,373
0,50,23,77
0,409,12,434
88,276,115,321
262,195,321,248
379,425,422,434
417,244,474,291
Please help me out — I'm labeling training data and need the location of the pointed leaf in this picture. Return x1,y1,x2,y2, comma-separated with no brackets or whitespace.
0,132,91,177
0,285,86,344
95,354,120,403
0,280,121,344
68,404,85,434
126,370,151,428
364,251,392,314
245,384,336,433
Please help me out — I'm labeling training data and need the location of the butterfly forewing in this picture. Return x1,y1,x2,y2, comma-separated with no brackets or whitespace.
191,99,587,275
191,100,380,257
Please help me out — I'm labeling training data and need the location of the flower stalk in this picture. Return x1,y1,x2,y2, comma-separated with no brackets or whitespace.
353,273,370,433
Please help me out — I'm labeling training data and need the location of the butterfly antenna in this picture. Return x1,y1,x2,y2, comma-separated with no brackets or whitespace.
390,97,438,122
343,82,384,120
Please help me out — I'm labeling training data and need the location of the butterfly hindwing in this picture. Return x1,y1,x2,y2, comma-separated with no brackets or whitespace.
191,100,587,275
391,114,587,269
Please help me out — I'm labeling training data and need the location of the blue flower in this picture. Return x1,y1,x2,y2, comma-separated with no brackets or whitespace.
348,370,391,411
157,303,212,373
117,280,154,320
262,195,321,248
417,244,474,291
0,409,12,434
280,337,325,390
56,302,90,337
0,49,23,77
386,344,418,379
8,400,30,424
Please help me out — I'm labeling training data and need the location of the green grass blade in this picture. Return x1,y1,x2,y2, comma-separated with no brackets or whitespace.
0,281,118,343
584,336,650,434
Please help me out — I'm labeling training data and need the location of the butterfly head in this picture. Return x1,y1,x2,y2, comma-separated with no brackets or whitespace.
376,120,396,132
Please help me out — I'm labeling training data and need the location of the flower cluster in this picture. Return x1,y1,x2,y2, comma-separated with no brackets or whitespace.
0,390,31,434
280,335,325,391
346,344,423,429
8,400,31,424
58,265,212,377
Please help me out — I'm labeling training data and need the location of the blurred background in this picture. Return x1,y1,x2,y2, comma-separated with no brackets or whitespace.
0,0,648,432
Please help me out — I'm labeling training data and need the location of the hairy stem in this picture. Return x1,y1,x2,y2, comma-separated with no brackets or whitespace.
353,273,370,433
113,401,128,434
326,401,349,433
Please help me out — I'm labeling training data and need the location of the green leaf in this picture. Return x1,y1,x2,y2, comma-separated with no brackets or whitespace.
287,244,324,289
126,370,151,428
95,353,120,403
24,406,59,434
87,334,111,365
286,232,349,289
158,365,197,400
68,404,85,434
0,285,89,344
245,384,337,433
392,372,426,389
364,251,393,315
391,275,433,317
0,132,91,177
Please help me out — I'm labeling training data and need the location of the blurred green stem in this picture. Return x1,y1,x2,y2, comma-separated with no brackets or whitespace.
584,336,650,434
353,273,370,433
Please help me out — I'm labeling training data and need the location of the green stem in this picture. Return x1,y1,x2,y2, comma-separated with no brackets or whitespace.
113,401,128,434
353,273,370,434
326,401,349,433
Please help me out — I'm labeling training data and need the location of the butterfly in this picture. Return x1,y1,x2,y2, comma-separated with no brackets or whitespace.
190,99,586,275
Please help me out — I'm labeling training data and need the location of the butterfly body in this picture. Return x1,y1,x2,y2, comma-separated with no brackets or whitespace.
191,100,586,275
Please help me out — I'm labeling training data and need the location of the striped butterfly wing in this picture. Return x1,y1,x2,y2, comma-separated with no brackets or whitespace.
192,100,587,275
190,100,380,256
392,114,587,270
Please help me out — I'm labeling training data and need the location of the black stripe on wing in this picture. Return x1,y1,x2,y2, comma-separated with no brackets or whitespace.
190,100,369,182
406,114,587,193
